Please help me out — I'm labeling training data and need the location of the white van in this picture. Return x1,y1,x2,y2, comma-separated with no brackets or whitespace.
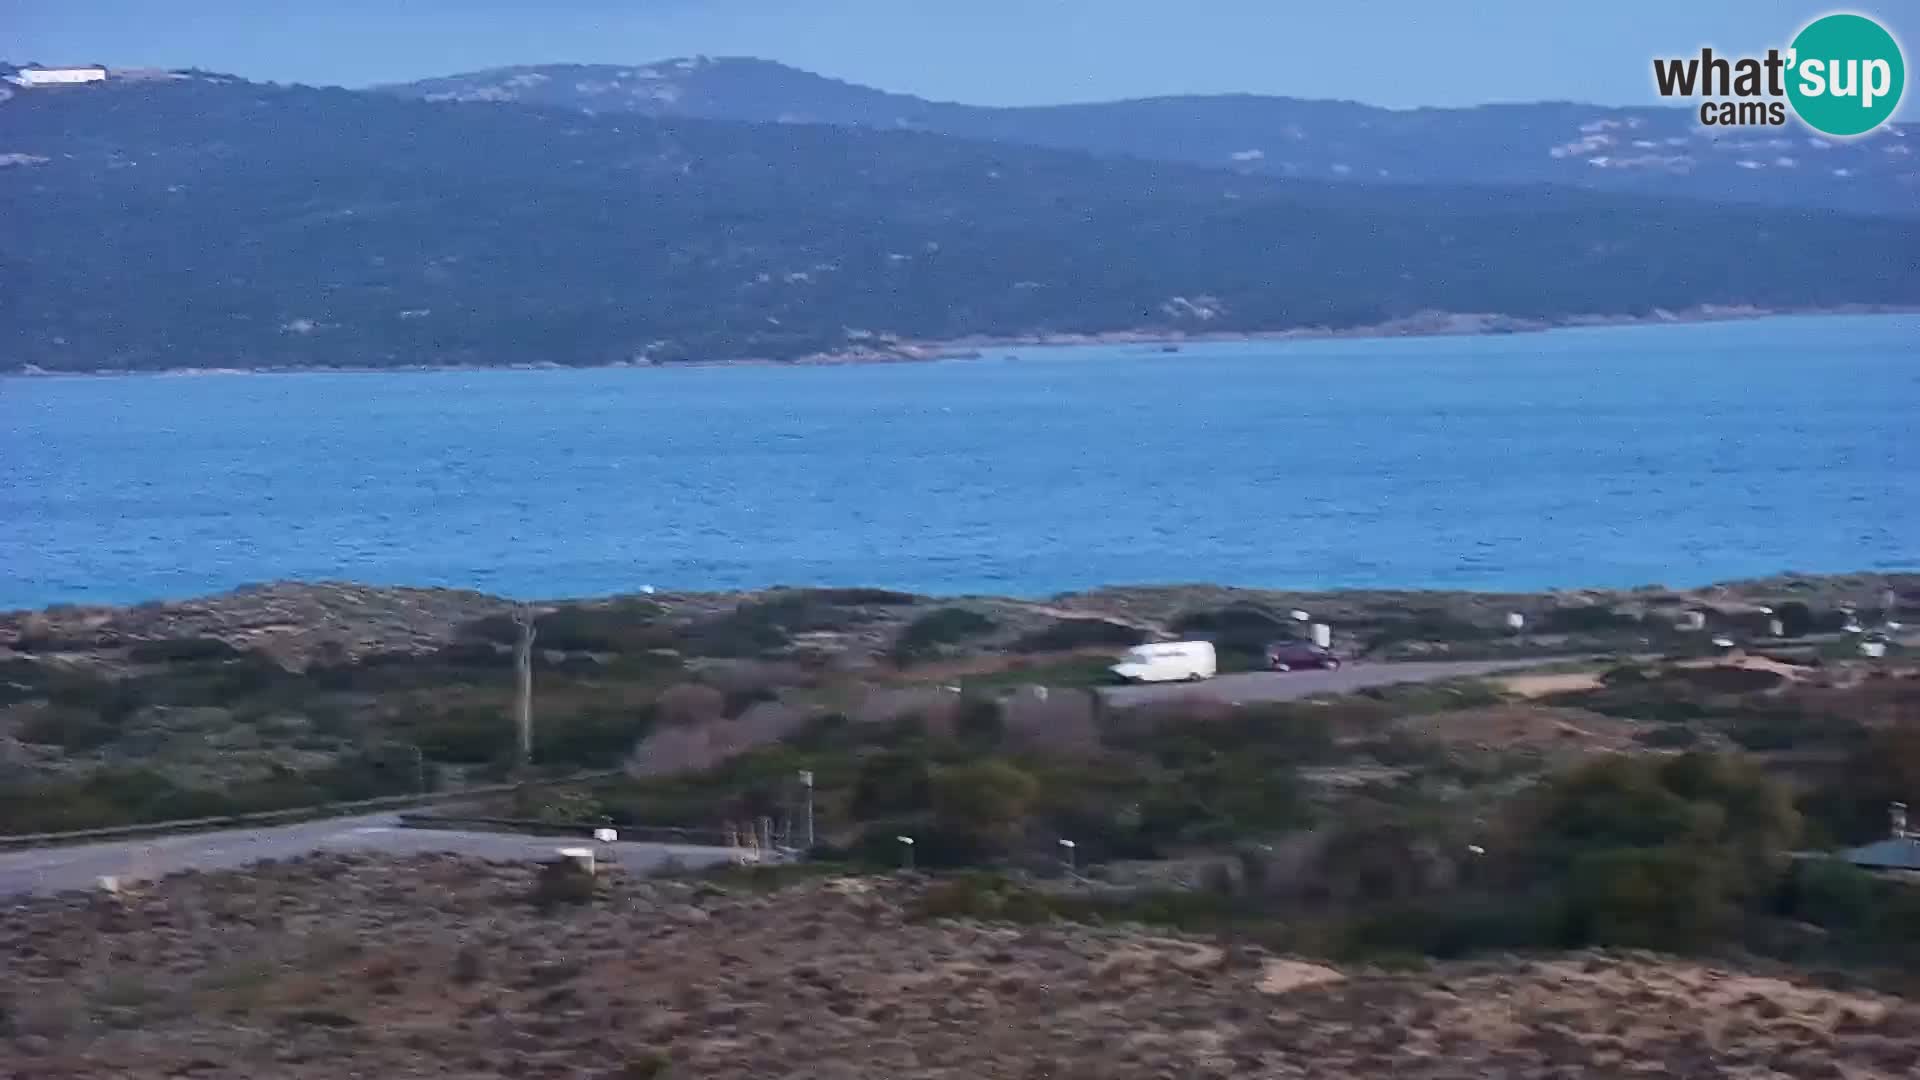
1110,640,1216,683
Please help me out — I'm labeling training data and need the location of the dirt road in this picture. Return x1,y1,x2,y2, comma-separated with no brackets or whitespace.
1100,657,1564,707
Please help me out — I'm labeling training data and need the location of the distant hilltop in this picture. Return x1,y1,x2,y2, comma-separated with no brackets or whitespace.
1,65,1916,371
380,55,1920,215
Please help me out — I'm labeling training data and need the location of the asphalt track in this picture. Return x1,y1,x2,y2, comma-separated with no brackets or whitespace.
0,658,1571,898
1099,657,1560,706
0,811,735,898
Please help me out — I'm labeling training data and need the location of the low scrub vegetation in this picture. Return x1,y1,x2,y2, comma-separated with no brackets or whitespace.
1009,618,1146,654
890,607,997,666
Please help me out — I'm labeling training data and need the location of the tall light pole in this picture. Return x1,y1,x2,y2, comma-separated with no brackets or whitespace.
799,770,815,852
512,604,537,773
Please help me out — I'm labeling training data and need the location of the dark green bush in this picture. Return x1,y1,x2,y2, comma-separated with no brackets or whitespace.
1775,601,1816,638
1341,893,1561,959
1636,723,1701,749
1171,605,1290,667
1538,606,1639,634
931,759,1039,844
534,706,656,768
412,705,515,764
1009,619,1145,654
1726,707,1866,753
849,750,934,819
17,707,124,750
800,588,918,607
891,607,997,665
1367,611,1494,647
954,696,1006,747
1560,846,1735,949
1785,859,1879,932
853,821,988,869
680,595,865,658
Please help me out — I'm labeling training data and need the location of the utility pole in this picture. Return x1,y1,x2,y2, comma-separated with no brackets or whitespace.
799,769,815,851
513,604,537,774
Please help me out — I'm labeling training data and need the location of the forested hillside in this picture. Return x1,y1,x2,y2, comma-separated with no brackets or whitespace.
2,77,1915,371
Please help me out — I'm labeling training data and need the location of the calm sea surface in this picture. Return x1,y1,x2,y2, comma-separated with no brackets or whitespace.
3,315,1915,610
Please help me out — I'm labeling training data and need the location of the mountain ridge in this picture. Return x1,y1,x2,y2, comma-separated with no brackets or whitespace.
2,74,1916,372
379,56,1920,214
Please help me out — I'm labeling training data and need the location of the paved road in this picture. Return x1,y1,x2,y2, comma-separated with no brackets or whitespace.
0,812,735,899
1099,657,1566,707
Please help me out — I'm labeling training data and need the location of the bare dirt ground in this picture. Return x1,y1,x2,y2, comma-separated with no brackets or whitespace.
3,855,1916,1079
1395,704,1647,758
1498,671,1607,698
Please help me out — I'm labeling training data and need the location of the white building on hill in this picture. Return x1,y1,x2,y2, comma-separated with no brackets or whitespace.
5,67,109,88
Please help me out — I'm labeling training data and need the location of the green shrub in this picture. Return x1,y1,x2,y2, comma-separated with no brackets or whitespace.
1636,724,1701,749
1560,846,1735,949
931,759,1039,844
536,706,658,769
1775,601,1816,638
412,705,515,764
1509,752,1802,950
1726,707,1866,753
1009,619,1145,654
18,707,124,750
1171,606,1290,667
850,750,934,819
801,588,918,607
679,594,877,658
891,608,997,665
1356,678,1505,715
1367,611,1493,647
1786,859,1879,932
954,696,1006,747
1538,606,1639,635
853,821,988,869
1341,893,1561,959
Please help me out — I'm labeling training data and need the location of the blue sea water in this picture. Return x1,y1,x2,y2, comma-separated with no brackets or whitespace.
2,315,1915,610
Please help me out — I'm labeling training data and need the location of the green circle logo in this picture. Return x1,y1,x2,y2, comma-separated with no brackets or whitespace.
1787,13,1905,137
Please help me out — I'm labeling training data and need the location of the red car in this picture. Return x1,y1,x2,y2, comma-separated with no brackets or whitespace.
1265,641,1341,672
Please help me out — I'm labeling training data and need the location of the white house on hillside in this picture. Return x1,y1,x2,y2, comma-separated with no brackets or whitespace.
4,67,109,88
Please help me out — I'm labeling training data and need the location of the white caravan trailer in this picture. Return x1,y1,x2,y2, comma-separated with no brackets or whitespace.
1110,640,1216,683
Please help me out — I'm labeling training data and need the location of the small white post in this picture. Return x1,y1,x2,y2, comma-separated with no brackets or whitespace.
1892,802,1909,840
556,847,595,876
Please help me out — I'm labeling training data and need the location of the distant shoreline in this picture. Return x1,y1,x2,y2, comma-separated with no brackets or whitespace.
5,305,1916,379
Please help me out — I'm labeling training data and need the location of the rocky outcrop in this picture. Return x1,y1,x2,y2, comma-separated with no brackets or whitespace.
1,582,512,667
